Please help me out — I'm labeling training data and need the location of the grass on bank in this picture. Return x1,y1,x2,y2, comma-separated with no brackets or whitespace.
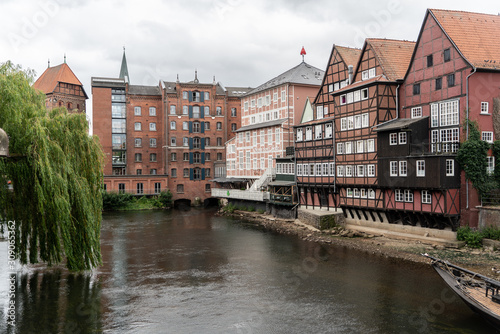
102,191,173,211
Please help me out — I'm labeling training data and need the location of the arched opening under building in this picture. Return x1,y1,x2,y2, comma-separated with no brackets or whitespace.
174,199,191,210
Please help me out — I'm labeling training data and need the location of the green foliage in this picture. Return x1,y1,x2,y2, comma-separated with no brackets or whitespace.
456,119,493,196
102,191,133,210
481,226,500,241
456,226,483,248
156,190,173,208
257,209,265,214
0,61,104,271
493,140,500,187
247,206,255,212
222,203,236,213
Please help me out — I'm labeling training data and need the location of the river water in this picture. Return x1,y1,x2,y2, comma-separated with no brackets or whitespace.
0,209,496,333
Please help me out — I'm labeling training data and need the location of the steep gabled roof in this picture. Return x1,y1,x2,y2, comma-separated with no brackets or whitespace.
429,9,500,70
245,61,324,96
364,38,416,81
33,63,85,95
336,45,361,68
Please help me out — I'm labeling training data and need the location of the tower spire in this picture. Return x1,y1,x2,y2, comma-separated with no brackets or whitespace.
300,46,306,63
64,53,67,64
119,46,130,83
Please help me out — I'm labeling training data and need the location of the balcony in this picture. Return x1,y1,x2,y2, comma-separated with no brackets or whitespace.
211,188,269,202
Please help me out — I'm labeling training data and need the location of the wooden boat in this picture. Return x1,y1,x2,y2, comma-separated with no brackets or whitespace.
424,254,500,329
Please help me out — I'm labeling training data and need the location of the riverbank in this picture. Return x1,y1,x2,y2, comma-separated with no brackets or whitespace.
219,209,500,279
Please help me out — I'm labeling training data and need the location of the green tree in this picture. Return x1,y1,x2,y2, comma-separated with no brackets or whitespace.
456,119,492,197
0,61,104,271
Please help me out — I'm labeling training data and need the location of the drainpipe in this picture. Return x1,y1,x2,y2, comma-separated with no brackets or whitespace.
465,67,477,209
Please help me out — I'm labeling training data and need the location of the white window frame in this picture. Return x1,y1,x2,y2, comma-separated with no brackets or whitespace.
325,123,333,138
390,161,398,176
316,105,324,120
446,159,454,176
135,122,142,131
346,188,353,197
337,165,344,177
296,128,303,142
367,139,375,152
361,88,368,100
347,116,354,130
368,189,375,199
315,124,322,139
399,132,407,145
411,107,422,119
404,189,414,203
340,118,347,131
421,190,432,204
399,161,407,177
416,160,425,177
487,156,495,175
345,165,353,177
367,165,375,177
362,113,369,128
357,165,365,177
395,189,404,202
354,115,362,129
482,131,494,144
390,133,398,145
345,142,352,154
481,102,489,114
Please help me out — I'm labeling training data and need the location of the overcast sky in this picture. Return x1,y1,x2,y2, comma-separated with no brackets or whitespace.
1,0,499,124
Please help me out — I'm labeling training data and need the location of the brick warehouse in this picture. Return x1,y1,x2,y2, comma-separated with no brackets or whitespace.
92,50,251,204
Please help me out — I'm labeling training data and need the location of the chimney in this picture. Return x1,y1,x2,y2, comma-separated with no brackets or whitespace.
348,65,354,85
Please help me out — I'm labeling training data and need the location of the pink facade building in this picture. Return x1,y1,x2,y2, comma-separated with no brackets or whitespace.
226,61,324,182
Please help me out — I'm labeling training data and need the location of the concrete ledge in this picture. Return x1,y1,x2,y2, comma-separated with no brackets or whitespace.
298,207,345,230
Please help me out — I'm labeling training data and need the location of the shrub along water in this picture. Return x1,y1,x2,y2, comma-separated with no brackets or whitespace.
456,226,500,248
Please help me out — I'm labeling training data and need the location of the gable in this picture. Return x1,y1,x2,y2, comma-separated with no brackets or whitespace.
300,97,314,124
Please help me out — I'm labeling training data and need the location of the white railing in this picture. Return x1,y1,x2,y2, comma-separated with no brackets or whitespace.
249,167,276,191
211,188,269,201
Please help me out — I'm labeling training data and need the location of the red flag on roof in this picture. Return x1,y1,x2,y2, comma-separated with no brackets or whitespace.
300,47,306,56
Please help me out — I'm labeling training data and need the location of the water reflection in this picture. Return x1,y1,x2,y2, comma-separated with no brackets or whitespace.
0,209,496,333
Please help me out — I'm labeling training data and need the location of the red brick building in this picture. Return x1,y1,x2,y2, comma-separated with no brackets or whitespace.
398,9,500,226
162,74,250,203
92,52,249,204
33,60,88,113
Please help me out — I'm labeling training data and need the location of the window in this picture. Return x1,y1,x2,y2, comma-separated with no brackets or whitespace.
171,137,176,146
183,168,189,177
205,153,211,161
296,128,303,141
340,94,346,105
183,153,189,161
205,184,211,192
367,139,375,152
205,92,210,100
205,122,210,130
155,182,161,194
368,189,375,199
112,135,126,150
337,143,344,155
204,106,210,116
171,152,177,161
150,153,157,162
315,164,322,177
118,183,125,193
487,156,495,175
281,91,286,101
231,108,237,117
316,105,324,120
171,168,177,177
346,188,353,197
347,116,354,130
150,138,157,147
112,119,126,133
345,142,352,154
183,137,189,147
354,90,361,102
216,122,222,130
356,140,364,153
192,152,201,164
193,168,202,180
170,121,176,130
193,137,201,149
368,68,376,78
362,70,369,80
435,77,442,90
136,169,142,175
325,124,333,138
183,106,188,115
177,184,184,193
135,138,142,147
193,122,201,133
345,165,353,177
431,104,439,127
446,159,454,176
390,133,398,145
481,102,489,114
135,153,142,162
427,54,433,67
440,128,459,152
297,164,303,176
112,104,126,118
390,161,398,176
354,115,361,129
315,125,322,139
137,183,143,194
447,74,455,87
149,107,156,116
217,137,222,146
413,83,420,95
399,132,407,145
367,165,375,177
193,106,200,118
244,101,249,111
149,123,156,131
183,91,188,99
395,189,404,202
353,188,360,198
417,160,425,177
362,113,369,127
216,107,222,116
439,100,459,126
134,106,141,116
361,88,368,100
482,131,494,143
421,190,432,204
347,92,354,104
305,127,312,141
337,165,344,177
170,105,176,115
217,153,222,160
135,122,142,131
411,107,422,118
357,165,365,177
205,138,211,147
340,118,347,131
443,48,451,62
399,161,407,177
404,190,414,203
112,151,126,164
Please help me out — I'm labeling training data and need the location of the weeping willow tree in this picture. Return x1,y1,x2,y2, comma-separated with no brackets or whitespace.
0,61,104,271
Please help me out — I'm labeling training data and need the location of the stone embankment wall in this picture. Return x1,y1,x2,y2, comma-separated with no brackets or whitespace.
478,206,500,229
298,208,345,230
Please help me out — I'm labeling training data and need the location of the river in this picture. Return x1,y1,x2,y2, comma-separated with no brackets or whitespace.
0,209,495,333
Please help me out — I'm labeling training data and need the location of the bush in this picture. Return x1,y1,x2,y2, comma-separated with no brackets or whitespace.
481,226,500,241
257,209,265,214
456,226,483,248
156,190,173,208
222,203,236,213
102,191,133,210
247,206,255,212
